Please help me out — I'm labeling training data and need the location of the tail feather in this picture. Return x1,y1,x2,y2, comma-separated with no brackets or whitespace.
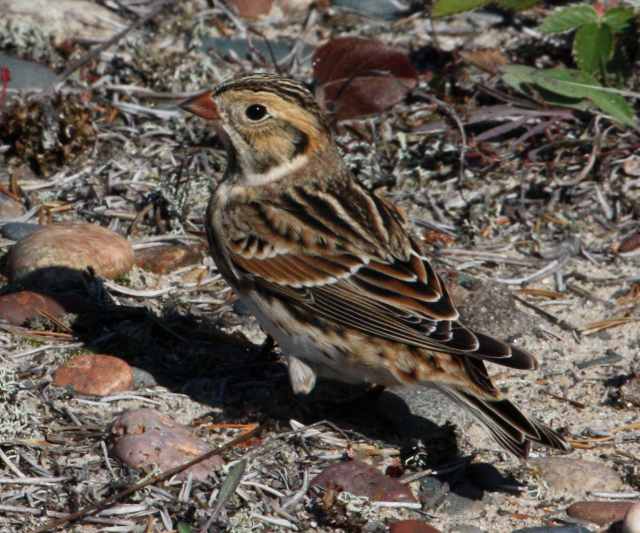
473,332,538,370
437,386,570,459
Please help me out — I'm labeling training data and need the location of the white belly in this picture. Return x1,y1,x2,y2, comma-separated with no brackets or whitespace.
239,291,399,387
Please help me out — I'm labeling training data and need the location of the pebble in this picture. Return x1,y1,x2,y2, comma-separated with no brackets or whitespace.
0,290,95,325
529,457,623,497
311,459,416,502
623,156,640,177
512,526,592,533
6,222,134,282
53,354,134,396
131,367,158,388
0,222,42,241
0,190,24,219
134,243,205,274
389,520,441,533
111,409,223,481
567,501,634,526
333,0,411,20
0,291,66,326
624,502,640,533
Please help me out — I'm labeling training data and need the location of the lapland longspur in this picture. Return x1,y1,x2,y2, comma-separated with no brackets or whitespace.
180,73,569,458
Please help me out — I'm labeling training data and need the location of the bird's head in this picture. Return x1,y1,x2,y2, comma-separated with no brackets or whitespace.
180,73,333,186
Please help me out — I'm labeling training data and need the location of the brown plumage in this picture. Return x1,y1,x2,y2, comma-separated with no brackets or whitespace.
180,73,570,458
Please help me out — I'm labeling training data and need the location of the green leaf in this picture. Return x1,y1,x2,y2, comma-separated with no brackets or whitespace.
539,4,598,34
603,6,635,33
533,69,636,126
530,68,598,98
500,66,636,126
177,524,193,533
587,87,637,126
574,22,613,75
432,0,490,17
496,0,540,10
500,64,539,94
211,460,246,517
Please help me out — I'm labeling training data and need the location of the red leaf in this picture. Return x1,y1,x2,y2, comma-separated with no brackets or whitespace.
313,37,418,121
0,66,10,109
227,0,273,18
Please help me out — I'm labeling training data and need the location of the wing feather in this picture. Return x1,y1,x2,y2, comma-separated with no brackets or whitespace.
223,183,535,370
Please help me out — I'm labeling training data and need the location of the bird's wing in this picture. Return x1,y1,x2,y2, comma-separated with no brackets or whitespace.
223,181,535,371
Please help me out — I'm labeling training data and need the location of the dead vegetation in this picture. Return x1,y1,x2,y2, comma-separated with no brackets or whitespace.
1,1,640,532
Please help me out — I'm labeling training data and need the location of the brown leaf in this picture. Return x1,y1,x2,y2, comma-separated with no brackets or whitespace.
313,37,418,120
459,49,508,75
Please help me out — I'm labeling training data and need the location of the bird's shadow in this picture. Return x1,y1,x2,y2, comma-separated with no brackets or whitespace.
4,266,525,501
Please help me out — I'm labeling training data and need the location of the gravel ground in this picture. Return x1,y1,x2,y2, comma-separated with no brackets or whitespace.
1,1,639,532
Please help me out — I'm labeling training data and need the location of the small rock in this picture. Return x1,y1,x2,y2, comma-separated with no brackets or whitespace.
512,526,592,533
529,457,623,497
53,354,133,396
389,520,441,533
623,156,640,177
0,291,66,325
567,501,634,526
134,243,205,274
0,222,42,241
111,409,223,481
624,502,640,533
0,190,24,219
333,0,411,20
311,459,416,502
131,367,158,388
0,291,94,325
6,223,134,282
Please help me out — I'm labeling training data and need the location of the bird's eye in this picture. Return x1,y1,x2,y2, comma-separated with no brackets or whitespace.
245,104,267,121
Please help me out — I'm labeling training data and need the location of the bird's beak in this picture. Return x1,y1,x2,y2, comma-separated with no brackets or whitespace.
179,91,219,121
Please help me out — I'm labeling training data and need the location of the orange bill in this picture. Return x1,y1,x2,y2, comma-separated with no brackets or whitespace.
179,90,219,120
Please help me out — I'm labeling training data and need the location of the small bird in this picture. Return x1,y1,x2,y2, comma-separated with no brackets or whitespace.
180,73,569,458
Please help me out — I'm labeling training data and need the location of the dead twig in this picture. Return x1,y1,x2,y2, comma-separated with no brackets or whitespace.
512,293,581,337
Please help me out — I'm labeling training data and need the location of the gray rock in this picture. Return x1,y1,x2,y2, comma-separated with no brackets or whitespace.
131,367,158,388
1,223,42,241
333,0,411,20
529,457,623,497
512,526,592,533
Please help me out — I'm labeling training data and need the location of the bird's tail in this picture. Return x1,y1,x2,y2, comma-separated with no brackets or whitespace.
437,386,570,458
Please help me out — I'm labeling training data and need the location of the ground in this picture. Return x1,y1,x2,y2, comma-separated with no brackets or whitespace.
1,1,639,532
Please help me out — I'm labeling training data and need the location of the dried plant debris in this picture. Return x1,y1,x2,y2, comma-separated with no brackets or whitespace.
1,1,640,532
1,94,95,176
